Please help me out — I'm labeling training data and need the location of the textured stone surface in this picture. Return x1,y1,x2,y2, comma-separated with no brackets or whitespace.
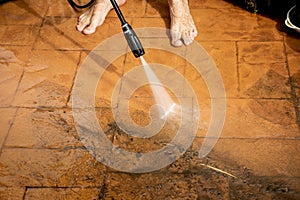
0,108,16,149
0,47,24,106
12,50,80,107
0,187,25,200
0,149,106,187
24,187,101,200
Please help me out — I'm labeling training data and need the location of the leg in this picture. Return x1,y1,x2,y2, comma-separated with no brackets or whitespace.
77,0,126,35
168,0,198,47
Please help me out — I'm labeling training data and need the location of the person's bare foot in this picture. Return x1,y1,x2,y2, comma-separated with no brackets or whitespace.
168,0,198,47
77,0,126,35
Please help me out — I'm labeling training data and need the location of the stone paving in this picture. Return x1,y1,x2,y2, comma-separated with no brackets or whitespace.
0,0,300,199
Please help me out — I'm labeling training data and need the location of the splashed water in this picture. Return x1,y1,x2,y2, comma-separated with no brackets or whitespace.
140,56,177,119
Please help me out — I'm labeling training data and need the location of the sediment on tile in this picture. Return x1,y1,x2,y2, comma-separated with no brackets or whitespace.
12,50,80,107
24,186,101,200
192,138,300,177
3,107,116,149
0,25,39,46
0,148,107,187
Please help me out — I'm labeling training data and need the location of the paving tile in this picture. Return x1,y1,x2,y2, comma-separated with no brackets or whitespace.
0,46,24,106
12,50,80,107
166,150,195,173
0,108,16,150
0,187,25,200
131,17,170,29
285,34,300,56
2,45,33,63
0,25,39,46
105,173,198,199
46,0,78,17
238,41,286,64
199,41,237,97
190,140,300,199
193,138,300,177
229,176,300,200
188,173,230,200
286,49,300,89
268,177,300,195
183,61,211,100
105,171,230,199
112,97,194,150
94,56,125,108
197,99,299,138
0,0,45,25
145,0,169,18
239,62,291,98
125,46,186,69
24,187,101,200
182,41,236,108
107,0,147,18
104,97,197,173
34,17,123,50
5,108,79,148
132,19,171,38
189,0,234,9
192,8,283,41
5,107,115,149
0,148,106,187
67,50,125,108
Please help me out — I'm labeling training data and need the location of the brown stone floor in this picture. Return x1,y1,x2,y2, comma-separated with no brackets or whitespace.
1,0,300,199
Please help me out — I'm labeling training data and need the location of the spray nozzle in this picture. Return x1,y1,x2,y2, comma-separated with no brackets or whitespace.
122,23,145,58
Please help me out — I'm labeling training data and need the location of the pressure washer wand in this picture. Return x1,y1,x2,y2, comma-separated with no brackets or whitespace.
110,0,145,58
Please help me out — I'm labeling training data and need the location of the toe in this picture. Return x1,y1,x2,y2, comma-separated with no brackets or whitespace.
183,37,194,45
182,32,194,46
83,26,97,35
78,13,85,21
172,39,183,47
82,20,101,35
76,22,86,32
191,27,198,38
77,14,90,32
171,29,183,47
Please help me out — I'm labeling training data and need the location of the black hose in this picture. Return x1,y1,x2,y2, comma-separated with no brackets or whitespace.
110,0,127,25
67,0,96,9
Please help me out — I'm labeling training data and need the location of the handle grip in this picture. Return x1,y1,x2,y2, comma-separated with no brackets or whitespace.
122,23,145,58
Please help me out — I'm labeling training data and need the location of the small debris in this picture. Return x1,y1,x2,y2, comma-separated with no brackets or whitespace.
200,163,237,178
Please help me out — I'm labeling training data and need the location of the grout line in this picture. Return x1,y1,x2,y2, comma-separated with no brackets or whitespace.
10,59,26,105
0,108,19,157
97,172,109,199
31,13,47,51
142,0,147,17
283,35,300,129
25,185,102,189
65,50,83,106
235,41,240,92
22,186,28,200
